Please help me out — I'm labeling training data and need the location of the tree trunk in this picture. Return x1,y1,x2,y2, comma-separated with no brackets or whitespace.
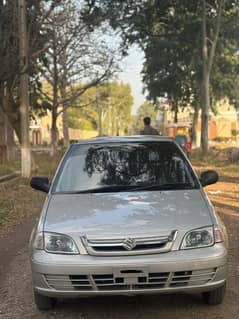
1,83,21,143
96,89,103,136
172,101,178,123
191,103,199,147
112,105,116,136
108,98,112,136
201,0,223,155
201,0,209,154
201,71,210,153
5,113,16,161
50,30,58,156
62,106,69,148
60,47,70,148
18,0,31,177
60,85,69,148
163,106,168,135
51,106,58,156
0,107,16,161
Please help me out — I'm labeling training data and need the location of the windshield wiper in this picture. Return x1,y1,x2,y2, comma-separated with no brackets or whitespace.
55,182,195,194
61,185,135,194
128,182,195,192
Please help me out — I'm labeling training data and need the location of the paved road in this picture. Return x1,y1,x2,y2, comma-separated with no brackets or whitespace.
0,184,239,318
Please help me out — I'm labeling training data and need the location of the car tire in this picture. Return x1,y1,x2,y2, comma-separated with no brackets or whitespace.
202,283,226,305
34,291,55,310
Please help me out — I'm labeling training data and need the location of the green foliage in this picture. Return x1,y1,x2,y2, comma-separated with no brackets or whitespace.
67,86,99,130
68,107,95,130
231,129,239,137
83,1,201,111
83,0,239,115
0,0,60,141
67,81,133,135
103,81,133,135
214,136,231,142
68,108,83,129
140,2,200,105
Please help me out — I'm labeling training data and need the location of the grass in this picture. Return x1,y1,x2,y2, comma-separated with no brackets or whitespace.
190,148,222,166
0,177,45,236
217,164,239,174
0,150,63,177
190,148,239,176
0,201,13,225
31,150,64,177
0,161,20,176
0,151,63,235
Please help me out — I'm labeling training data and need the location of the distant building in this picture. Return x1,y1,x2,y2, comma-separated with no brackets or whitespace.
208,99,239,142
165,99,239,146
29,110,97,145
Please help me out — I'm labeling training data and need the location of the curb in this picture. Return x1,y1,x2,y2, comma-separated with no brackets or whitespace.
0,172,19,184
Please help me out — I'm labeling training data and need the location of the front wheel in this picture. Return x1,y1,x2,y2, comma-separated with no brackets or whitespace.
34,291,55,310
202,283,226,305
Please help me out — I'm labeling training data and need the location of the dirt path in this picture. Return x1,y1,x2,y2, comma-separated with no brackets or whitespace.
0,178,44,283
0,178,238,319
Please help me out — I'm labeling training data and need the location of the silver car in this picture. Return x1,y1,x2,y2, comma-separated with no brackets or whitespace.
30,136,228,310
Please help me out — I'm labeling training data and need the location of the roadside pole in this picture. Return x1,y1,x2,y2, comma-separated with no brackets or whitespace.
18,0,31,177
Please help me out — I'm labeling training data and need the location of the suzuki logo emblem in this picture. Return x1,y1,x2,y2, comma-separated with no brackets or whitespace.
123,238,136,251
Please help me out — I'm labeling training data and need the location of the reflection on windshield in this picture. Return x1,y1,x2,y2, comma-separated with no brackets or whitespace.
54,142,197,193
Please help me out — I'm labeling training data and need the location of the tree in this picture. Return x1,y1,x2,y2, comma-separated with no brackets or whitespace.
0,0,62,138
103,82,133,135
82,1,202,134
18,0,31,177
200,0,224,154
82,0,239,152
67,81,133,136
38,0,118,153
0,0,63,176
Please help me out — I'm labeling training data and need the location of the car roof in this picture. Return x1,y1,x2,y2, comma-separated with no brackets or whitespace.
73,135,173,145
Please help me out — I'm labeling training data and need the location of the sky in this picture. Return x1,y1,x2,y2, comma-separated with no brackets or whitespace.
117,45,146,114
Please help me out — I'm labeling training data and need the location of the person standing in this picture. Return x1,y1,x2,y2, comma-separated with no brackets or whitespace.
140,117,159,135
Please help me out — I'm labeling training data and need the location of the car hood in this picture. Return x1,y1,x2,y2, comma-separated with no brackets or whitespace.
44,190,212,237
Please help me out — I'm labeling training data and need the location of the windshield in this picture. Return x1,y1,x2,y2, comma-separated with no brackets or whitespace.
52,142,199,193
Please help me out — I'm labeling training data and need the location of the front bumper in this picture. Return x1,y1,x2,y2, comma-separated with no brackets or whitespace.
31,244,227,298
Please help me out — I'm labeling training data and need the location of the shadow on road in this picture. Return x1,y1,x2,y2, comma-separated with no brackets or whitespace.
55,293,206,316
219,175,239,184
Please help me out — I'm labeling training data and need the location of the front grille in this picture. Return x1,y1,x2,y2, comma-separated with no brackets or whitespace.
45,274,92,291
81,231,177,256
44,268,216,292
170,269,217,287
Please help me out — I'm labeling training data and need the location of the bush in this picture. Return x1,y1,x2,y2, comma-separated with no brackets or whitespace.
214,137,231,143
231,129,239,137
58,138,64,146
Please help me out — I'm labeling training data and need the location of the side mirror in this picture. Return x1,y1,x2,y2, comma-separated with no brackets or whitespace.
30,176,50,193
200,170,219,187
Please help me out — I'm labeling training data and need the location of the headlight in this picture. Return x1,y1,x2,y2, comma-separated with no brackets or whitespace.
181,226,214,249
44,232,79,254
33,232,79,254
